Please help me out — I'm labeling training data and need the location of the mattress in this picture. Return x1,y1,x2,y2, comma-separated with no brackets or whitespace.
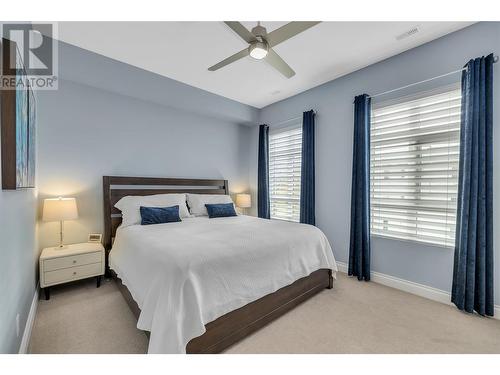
109,215,337,353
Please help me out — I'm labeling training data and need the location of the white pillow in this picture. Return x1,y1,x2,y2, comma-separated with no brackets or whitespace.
115,193,190,227
186,193,235,217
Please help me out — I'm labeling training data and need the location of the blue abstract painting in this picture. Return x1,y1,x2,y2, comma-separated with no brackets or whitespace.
27,84,36,187
14,47,36,188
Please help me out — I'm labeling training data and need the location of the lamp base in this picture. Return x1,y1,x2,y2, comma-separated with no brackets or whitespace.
54,220,67,250
52,245,69,250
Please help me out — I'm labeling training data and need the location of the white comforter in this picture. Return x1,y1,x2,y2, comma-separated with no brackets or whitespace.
110,215,337,353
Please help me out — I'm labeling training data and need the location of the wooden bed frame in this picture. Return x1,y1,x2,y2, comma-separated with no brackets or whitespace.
103,175,333,353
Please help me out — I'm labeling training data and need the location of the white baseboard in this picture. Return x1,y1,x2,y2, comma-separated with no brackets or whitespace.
335,261,500,320
18,284,39,354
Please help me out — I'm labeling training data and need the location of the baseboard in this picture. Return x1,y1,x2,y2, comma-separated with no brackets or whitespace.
336,261,500,320
18,284,39,354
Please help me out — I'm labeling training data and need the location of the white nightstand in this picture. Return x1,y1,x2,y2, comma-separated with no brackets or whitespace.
39,242,105,300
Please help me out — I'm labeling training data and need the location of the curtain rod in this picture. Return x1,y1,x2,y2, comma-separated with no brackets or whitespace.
268,110,316,127
368,55,499,100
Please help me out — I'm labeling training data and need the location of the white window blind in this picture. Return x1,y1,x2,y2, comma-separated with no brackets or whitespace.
370,87,461,247
269,125,302,222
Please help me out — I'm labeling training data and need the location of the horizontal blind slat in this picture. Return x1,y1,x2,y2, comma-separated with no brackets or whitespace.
371,119,460,139
372,93,461,118
371,129,459,147
371,145,459,159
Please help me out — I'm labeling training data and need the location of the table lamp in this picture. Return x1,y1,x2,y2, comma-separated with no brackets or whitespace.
235,193,251,215
43,197,78,248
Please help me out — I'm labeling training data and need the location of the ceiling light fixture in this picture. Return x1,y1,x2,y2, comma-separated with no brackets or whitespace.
208,21,321,78
249,41,268,60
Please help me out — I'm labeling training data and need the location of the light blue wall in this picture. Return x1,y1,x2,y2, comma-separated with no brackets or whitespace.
54,41,259,127
0,86,38,353
0,187,38,353
36,41,257,249
0,170,38,354
0,23,39,354
254,22,500,302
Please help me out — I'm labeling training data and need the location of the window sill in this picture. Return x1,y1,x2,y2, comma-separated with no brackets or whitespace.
270,217,300,223
370,234,454,250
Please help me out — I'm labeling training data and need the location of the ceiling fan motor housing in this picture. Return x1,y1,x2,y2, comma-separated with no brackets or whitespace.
251,24,267,39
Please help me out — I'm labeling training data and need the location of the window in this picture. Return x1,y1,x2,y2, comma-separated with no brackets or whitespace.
269,125,302,222
370,87,461,247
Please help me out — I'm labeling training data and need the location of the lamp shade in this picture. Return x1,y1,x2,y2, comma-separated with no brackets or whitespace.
235,194,251,208
43,197,78,222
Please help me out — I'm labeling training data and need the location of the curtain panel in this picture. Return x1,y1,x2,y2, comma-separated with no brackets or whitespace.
452,53,494,316
258,124,270,219
300,110,316,225
348,94,371,281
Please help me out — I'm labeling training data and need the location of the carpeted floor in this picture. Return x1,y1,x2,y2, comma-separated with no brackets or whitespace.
28,273,500,354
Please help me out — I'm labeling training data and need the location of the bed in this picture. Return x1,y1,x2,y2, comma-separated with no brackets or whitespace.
103,176,337,353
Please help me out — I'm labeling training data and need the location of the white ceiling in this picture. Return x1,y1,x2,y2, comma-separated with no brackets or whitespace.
56,21,473,108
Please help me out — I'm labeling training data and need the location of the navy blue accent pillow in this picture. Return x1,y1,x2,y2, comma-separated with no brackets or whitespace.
205,203,237,218
140,205,181,225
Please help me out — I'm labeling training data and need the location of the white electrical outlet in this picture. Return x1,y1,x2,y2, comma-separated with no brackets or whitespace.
16,313,20,337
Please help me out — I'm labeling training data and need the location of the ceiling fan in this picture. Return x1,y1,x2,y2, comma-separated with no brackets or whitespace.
208,21,321,78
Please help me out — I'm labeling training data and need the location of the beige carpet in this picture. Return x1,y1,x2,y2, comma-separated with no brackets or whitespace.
29,278,148,354
29,273,500,354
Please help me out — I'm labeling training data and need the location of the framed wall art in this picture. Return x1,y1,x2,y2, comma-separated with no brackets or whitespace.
1,38,36,190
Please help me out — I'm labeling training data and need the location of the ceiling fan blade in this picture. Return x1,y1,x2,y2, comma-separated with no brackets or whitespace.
224,21,257,44
265,49,295,78
267,21,321,47
208,48,249,71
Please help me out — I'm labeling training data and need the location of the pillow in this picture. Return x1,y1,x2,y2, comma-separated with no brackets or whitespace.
140,205,181,225
205,203,237,219
115,193,190,227
186,193,234,216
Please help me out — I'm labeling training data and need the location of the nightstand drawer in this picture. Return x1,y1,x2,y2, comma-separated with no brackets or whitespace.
43,251,102,271
44,263,102,285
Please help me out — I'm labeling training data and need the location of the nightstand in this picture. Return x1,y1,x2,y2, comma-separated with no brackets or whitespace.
39,242,104,300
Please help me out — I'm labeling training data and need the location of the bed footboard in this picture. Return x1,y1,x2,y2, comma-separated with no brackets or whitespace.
187,268,332,353
111,268,333,353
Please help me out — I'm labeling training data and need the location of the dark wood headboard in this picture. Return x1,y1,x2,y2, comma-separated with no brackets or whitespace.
102,176,229,272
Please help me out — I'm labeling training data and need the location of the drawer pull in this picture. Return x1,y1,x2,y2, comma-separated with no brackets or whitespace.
73,272,77,275
73,260,77,264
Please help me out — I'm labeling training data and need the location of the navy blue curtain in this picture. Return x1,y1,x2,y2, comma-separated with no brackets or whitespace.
300,110,316,225
258,124,270,219
452,54,494,317
348,94,371,281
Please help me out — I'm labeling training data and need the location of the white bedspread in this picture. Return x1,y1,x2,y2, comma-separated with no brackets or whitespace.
110,215,337,353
